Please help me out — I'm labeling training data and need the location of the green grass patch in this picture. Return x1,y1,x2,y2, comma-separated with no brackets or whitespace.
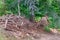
44,26,50,32
0,33,6,40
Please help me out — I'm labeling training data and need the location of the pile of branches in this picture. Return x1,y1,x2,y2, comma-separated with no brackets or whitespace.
0,14,48,38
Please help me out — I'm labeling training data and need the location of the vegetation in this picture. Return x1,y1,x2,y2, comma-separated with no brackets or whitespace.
0,0,60,29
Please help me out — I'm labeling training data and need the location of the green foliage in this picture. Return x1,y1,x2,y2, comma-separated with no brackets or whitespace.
5,0,18,14
0,0,5,16
0,0,60,28
44,26,50,32
35,16,41,22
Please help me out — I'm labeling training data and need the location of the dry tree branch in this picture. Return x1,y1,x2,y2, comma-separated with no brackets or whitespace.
5,14,11,28
5,18,8,28
18,0,20,16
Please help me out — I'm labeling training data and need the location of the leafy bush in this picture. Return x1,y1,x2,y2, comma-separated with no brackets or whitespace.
0,0,5,16
0,0,60,28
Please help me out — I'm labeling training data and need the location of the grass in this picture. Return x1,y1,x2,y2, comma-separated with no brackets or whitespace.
44,26,51,32
0,33,6,40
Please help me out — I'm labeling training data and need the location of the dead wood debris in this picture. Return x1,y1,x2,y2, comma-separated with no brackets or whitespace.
0,14,49,39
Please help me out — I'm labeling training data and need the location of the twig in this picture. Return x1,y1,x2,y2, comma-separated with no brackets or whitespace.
5,19,8,28
18,0,20,16
5,14,11,28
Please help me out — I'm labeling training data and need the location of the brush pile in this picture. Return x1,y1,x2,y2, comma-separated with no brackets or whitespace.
0,14,49,39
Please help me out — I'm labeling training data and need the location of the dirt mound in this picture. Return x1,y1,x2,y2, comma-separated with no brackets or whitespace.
0,14,49,39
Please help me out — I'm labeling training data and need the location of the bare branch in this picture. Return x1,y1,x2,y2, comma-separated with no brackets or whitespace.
18,0,20,16
5,18,8,28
